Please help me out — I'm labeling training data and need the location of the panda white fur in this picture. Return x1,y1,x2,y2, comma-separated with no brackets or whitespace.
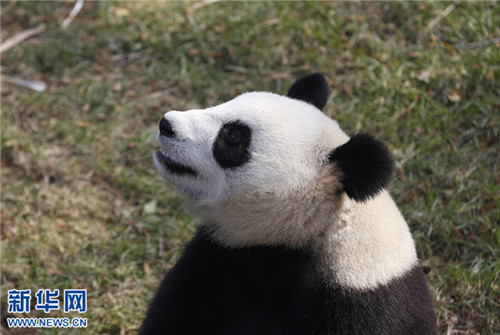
141,73,436,334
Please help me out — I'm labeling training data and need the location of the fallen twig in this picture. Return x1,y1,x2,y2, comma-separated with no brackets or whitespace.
61,0,85,29
0,24,46,54
455,37,500,50
3,76,47,92
192,0,223,11
424,2,458,34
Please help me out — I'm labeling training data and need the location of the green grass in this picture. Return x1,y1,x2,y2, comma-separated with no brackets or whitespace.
1,2,499,334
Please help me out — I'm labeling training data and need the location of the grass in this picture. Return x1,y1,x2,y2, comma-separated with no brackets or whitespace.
1,1,499,334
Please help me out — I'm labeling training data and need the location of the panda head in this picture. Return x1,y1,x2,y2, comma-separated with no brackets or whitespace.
154,73,394,247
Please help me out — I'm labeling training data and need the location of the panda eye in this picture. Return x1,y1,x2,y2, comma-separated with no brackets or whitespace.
214,121,252,168
225,129,241,143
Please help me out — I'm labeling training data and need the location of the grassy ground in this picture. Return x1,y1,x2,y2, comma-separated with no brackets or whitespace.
1,2,498,334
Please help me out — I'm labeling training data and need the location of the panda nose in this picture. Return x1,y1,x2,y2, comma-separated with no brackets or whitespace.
159,117,175,138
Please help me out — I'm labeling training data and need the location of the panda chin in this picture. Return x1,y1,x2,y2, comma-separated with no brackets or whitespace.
155,151,197,177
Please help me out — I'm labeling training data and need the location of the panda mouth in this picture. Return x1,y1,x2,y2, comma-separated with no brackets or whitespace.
155,150,197,176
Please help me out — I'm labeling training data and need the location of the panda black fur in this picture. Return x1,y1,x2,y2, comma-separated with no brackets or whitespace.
141,73,436,335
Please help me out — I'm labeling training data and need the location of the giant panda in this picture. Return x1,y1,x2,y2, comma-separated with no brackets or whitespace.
140,73,436,335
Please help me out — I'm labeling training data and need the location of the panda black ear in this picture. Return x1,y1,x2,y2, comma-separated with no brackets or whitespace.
328,134,394,202
286,73,330,111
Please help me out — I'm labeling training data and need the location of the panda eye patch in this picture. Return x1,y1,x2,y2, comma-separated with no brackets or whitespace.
213,121,252,169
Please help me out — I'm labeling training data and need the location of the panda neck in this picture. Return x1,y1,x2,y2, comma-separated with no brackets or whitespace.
313,191,419,290
188,176,418,291
187,167,342,248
